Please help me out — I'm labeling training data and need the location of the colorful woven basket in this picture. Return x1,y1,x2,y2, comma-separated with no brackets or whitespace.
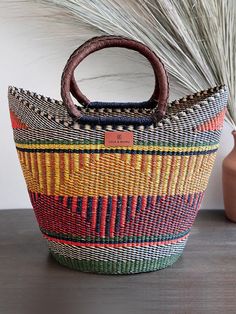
9,36,228,274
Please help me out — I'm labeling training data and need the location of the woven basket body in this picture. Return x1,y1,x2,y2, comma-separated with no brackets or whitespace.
9,37,228,274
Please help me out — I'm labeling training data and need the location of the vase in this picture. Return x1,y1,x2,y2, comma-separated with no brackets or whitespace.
222,130,236,222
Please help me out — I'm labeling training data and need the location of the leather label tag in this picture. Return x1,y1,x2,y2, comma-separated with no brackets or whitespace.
104,131,134,147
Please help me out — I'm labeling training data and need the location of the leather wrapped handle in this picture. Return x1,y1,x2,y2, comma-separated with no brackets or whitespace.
61,36,169,121
69,36,127,103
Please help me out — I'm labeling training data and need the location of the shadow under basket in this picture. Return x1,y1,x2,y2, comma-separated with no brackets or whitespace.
8,36,228,274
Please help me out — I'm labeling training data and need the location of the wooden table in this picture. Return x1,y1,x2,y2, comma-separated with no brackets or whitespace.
0,209,235,314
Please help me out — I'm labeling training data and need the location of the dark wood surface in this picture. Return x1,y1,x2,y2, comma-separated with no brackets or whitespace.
0,209,235,314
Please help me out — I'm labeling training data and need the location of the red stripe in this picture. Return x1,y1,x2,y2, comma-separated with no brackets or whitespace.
120,196,127,229
100,196,107,237
110,196,117,237
131,196,138,219
69,153,74,174
79,154,84,168
81,196,88,219
91,196,98,230
141,196,147,212
131,154,136,167
71,196,77,213
151,154,157,179
59,154,65,185
141,155,147,172
44,233,189,248
63,196,68,207
151,196,156,207
32,193,202,238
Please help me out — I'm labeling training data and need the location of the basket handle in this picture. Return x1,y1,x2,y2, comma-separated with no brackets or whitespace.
61,36,169,122
69,36,129,103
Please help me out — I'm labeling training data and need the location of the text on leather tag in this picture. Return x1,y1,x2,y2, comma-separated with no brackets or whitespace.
104,131,134,147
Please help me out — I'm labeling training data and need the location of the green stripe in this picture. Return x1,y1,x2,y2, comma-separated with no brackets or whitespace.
50,251,183,274
15,139,219,147
41,228,190,244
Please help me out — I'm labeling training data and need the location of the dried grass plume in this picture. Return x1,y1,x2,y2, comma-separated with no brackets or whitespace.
3,0,236,127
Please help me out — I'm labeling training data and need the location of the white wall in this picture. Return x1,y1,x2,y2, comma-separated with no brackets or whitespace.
0,2,233,209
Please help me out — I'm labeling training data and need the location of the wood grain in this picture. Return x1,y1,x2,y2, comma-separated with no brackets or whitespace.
0,209,235,314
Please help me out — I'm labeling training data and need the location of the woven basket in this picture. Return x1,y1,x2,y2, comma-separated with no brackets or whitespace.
9,36,228,274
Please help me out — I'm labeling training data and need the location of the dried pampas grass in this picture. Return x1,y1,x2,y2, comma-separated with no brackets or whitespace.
2,0,236,127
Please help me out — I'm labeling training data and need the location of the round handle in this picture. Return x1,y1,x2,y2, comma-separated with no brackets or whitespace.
69,36,126,104
61,36,169,123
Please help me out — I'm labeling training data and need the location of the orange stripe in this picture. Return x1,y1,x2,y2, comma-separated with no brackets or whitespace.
10,111,28,129
197,108,226,131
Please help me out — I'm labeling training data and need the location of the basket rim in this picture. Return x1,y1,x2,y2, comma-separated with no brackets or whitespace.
8,84,227,131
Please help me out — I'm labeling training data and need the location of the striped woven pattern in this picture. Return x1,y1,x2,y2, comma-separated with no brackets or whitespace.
9,85,227,274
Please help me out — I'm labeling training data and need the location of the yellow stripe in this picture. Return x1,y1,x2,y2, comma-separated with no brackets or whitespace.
19,151,217,197
15,142,218,153
54,152,60,194
36,153,44,190
64,153,70,182
45,152,52,195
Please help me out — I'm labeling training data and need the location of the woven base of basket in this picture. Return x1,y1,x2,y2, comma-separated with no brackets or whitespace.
47,237,188,274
